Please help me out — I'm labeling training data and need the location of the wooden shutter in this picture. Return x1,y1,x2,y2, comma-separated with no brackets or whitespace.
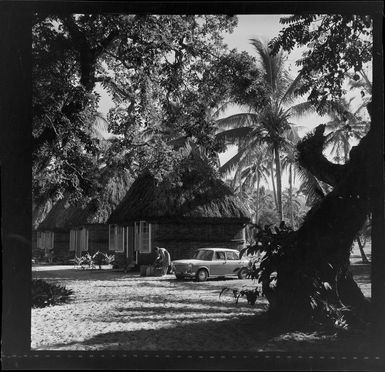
139,221,151,253
115,226,124,252
69,230,75,251
134,222,140,251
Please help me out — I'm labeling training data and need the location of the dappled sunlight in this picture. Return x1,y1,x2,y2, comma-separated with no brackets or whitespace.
32,269,267,350
32,245,371,352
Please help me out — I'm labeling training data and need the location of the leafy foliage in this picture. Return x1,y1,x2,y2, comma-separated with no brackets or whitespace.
32,279,74,308
33,14,252,204
323,98,370,164
73,251,115,269
270,15,372,112
220,287,260,306
240,222,295,290
33,16,108,203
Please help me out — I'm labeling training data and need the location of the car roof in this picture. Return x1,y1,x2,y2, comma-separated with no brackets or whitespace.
197,248,239,252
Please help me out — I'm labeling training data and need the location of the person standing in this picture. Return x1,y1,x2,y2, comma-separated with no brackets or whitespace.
153,247,171,275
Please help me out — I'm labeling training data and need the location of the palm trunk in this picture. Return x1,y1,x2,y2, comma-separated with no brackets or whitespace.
289,163,294,228
270,157,278,213
255,175,261,225
344,140,350,163
274,145,283,222
356,236,370,263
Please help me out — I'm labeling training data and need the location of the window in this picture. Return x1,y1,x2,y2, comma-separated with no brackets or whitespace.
38,232,54,255
37,232,43,249
215,251,226,260
225,251,239,260
109,225,124,252
134,221,151,253
193,250,214,261
70,228,88,256
80,228,88,252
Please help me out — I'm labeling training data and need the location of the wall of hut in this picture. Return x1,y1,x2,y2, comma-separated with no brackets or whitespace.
137,221,246,263
53,231,71,262
87,225,110,255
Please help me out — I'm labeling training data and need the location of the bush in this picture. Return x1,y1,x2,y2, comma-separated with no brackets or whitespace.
32,248,45,263
32,279,73,308
74,251,115,269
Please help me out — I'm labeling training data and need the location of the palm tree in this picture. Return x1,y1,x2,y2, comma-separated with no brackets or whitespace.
282,188,301,225
252,186,279,227
324,97,370,164
216,39,314,222
219,144,271,223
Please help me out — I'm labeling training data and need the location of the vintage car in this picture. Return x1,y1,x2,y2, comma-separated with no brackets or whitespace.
171,247,251,282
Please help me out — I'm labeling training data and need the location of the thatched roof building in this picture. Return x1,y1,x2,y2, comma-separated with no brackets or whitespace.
108,173,249,224
35,169,133,261
107,156,250,262
38,169,133,231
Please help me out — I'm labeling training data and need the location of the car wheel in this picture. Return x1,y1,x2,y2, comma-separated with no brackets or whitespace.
175,274,184,280
237,267,248,279
196,269,208,282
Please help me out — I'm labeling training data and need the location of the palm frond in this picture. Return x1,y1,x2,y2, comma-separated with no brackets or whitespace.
289,101,317,118
250,38,286,93
215,113,260,130
219,148,248,176
216,127,253,144
211,101,236,119
281,72,304,104
296,166,326,206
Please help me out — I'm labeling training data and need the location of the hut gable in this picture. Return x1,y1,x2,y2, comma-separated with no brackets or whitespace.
38,169,133,230
108,159,250,224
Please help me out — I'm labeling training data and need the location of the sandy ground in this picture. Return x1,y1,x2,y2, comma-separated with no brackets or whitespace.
31,245,372,352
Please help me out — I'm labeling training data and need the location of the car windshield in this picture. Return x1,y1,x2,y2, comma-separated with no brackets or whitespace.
193,250,213,261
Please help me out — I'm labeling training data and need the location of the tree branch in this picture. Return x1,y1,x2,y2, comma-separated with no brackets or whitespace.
297,124,346,187
94,30,120,55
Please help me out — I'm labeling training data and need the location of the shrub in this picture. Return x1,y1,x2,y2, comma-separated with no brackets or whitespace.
32,279,73,308
73,252,115,269
32,248,45,263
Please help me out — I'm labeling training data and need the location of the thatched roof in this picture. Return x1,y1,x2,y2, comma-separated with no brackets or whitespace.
108,157,250,225
38,169,133,231
33,198,55,230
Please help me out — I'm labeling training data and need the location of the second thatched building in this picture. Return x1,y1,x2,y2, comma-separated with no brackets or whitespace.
36,169,133,263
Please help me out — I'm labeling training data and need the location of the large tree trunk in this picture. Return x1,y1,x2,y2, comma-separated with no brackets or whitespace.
263,117,374,326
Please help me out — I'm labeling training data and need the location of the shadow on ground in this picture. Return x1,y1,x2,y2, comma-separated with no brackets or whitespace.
47,310,374,353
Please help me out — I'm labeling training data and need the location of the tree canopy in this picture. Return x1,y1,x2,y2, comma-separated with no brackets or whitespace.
32,14,264,205
270,15,372,113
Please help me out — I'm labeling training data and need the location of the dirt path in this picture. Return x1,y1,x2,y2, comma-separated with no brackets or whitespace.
32,271,267,351
31,245,372,351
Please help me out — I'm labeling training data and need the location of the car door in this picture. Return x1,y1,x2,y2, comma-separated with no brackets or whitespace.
210,251,227,276
224,251,242,275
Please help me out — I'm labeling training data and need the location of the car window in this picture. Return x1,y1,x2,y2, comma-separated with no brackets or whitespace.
215,251,226,260
193,250,214,261
225,251,239,260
